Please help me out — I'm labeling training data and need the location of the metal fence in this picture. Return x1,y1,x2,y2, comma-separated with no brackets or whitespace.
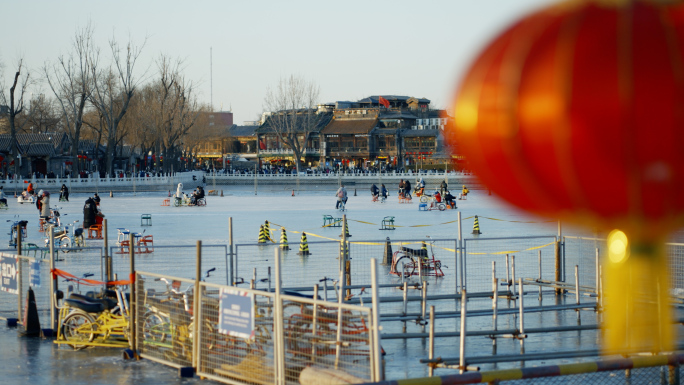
135,272,197,369
234,241,341,291
135,270,380,384
109,244,230,286
0,253,52,322
462,236,558,294
361,354,683,384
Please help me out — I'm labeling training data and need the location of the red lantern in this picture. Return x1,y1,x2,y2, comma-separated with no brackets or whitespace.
450,0,684,353
452,1,684,234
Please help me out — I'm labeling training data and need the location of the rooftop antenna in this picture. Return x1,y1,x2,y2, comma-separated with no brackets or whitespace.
210,47,213,112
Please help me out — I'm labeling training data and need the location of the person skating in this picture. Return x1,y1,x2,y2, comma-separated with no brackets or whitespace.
404,179,412,199
335,184,348,209
0,186,7,206
370,184,379,200
60,184,69,202
440,180,448,197
444,190,456,208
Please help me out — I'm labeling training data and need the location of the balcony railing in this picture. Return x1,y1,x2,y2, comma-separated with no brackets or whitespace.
259,148,320,155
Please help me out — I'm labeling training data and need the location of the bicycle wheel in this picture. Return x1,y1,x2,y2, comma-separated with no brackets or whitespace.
143,312,168,343
62,311,96,349
438,203,446,211
420,196,429,203
393,255,415,277
60,236,72,251
75,234,86,247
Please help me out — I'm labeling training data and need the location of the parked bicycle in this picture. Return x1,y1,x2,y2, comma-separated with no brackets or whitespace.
55,284,130,350
7,219,28,247
390,237,445,277
141,276,215,363
45,220,86,250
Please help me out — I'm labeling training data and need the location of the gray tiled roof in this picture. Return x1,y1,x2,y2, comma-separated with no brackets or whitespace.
321,118,378,135
24,143,55,157
229,125,257,137
401,129,440,138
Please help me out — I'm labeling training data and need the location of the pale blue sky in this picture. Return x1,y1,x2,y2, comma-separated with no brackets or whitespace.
2,0,555,124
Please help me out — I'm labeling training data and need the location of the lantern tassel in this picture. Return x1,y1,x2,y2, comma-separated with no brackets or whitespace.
603,230,674,353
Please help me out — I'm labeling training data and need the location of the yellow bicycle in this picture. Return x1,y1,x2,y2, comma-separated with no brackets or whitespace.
55,287,130,349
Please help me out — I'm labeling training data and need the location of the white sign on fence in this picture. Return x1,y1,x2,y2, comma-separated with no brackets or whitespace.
218,288,254,339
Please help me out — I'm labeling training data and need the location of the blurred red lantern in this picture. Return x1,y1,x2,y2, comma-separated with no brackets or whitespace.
450,0,684,353
451,0,684,237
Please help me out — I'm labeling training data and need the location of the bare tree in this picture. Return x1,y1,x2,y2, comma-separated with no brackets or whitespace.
44,23,94,174
263,75,324,173
88,36,145,176
24,94,60,133
154,56,199,173
0,58,32,176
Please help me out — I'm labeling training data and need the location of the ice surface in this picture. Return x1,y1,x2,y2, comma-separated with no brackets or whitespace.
3,186,678,383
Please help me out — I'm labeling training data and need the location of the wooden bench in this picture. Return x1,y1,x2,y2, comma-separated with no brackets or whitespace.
380,216,395,230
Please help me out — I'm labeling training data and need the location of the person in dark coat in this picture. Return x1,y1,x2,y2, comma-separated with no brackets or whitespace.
370,184,379,199
60,184,69,202
83,197,104,230
403,179,412,199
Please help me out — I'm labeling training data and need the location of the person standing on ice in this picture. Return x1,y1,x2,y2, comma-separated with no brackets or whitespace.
60,184,69,202
39,191,50,220
174,183,183,205
335,184,347,209
83,196,104,230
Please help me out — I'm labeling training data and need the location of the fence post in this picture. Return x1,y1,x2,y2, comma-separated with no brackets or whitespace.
370,258,383,381
104,219,111,282
128,232,137,357
339,216,347,301
17,223,22,326
458,211,464,292
193,240,201,369
49,225,56,331
555,237,562,295
459,289,467,373
428,305,435,377
229,217,234,286
273,248,285,385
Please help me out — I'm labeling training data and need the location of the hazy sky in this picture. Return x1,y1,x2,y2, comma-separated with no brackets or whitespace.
2,0,555,125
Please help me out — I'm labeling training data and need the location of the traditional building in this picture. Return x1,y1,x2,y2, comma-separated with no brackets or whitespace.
255,108,332,168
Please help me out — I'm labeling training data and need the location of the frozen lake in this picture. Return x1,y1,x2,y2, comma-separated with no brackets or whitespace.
2,186,682,383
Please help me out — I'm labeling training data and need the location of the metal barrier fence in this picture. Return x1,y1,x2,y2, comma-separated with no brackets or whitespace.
462,236,558,294
234,241,341,290
361,354,683,384
135,269,379,384
564,237,684,295
135,272,197,369
0,253,51,322
109,244,230,286
669,243,684,292
563,236,604,291
348,238,460,297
